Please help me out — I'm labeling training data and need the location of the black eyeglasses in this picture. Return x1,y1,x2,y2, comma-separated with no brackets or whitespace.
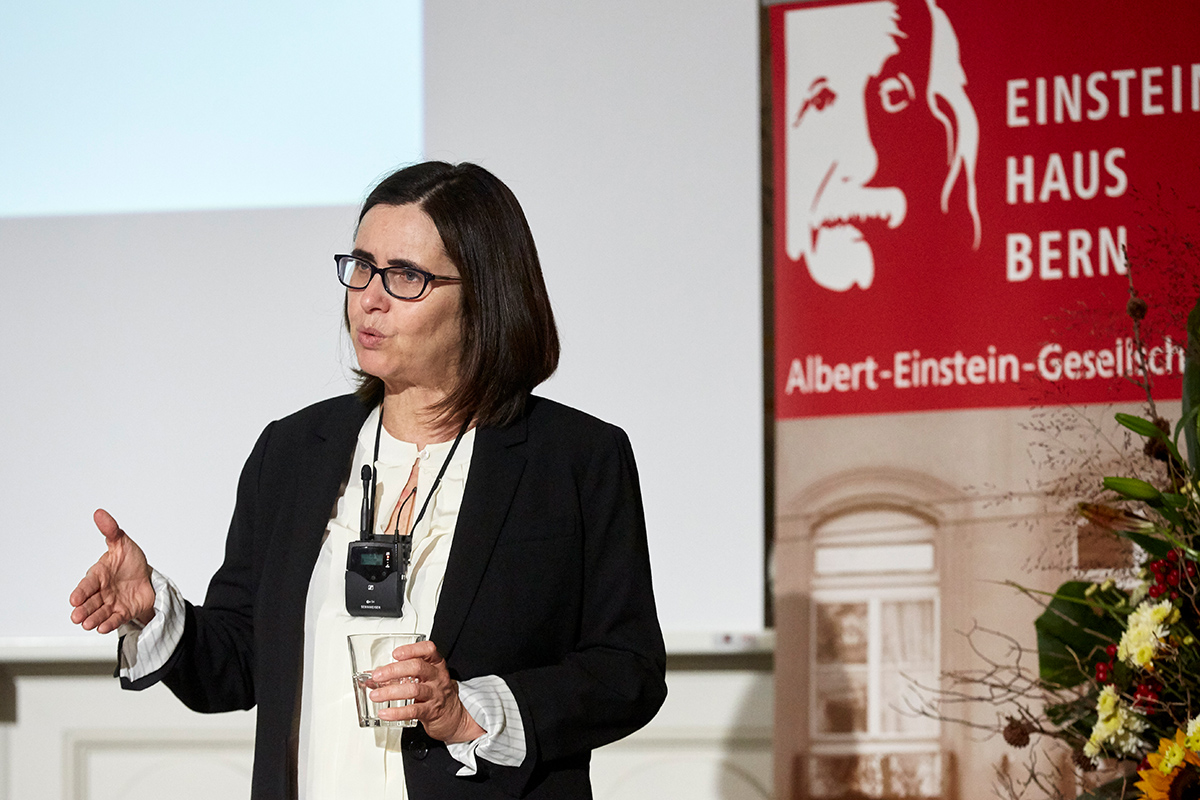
334,254,462,300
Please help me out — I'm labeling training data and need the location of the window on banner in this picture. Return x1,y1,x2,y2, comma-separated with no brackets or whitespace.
809,509,942,800
1076,518,1135,574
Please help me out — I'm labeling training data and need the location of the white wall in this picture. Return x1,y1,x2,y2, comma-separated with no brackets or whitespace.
0,206,359,638
423,0,767,634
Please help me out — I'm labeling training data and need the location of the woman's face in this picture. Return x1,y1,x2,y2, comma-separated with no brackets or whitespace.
347,203,464,396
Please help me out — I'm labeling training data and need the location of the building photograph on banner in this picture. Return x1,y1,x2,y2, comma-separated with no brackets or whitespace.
768,1,1199,799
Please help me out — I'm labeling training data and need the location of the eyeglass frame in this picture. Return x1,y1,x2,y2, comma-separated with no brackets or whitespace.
334,253,463,301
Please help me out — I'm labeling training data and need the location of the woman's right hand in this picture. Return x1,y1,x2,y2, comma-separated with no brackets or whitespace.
69,509,156,634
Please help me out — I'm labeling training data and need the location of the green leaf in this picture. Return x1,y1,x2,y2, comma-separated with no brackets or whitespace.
1035,581,1127,688
1153,504,1189,535
1184,293,1200,474
1115,412,1167,439
1180,410,1200,472
1163,493,1189,508
1124,530,1174,558
1103,476,1163,502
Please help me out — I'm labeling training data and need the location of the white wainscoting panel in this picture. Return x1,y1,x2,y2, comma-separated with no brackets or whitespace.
4,672,255,800
66,729,254,800
592,669,774,800
2,652,773,800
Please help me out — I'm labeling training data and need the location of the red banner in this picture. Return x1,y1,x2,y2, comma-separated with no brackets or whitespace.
770,0,1200,418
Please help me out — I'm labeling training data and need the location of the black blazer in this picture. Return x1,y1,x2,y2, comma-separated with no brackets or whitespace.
127,394,667,799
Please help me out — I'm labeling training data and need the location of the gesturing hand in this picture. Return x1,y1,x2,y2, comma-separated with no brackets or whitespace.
368,640,487,743
69,509,156,634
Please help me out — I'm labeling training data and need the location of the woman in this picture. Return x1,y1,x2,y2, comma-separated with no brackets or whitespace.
68,161,668,799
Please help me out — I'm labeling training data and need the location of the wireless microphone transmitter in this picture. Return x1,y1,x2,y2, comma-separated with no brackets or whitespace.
346,411,468,617
346,464,411,617
346,535,408,616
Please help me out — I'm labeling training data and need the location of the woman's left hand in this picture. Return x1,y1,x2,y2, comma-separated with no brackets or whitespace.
368,639,487,743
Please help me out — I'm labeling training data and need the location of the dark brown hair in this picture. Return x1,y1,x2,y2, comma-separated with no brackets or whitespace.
349,161,559,428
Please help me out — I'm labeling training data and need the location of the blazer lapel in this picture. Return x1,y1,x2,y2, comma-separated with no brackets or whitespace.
281,398,372,603
430,413,528,659
257,396,370,775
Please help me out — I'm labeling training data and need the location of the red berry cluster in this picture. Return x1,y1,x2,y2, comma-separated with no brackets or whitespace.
1095,644,1117,683
1092,653,1165,709
1147,550,1197,600
1132,679,1161,710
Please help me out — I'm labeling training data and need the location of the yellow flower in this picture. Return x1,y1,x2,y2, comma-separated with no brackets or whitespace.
1085,686,1148,758
1186,717,1200,751
1137,730,1200,800
1117,599,1178,669
1160,742,1186,774
1097,686,1118,715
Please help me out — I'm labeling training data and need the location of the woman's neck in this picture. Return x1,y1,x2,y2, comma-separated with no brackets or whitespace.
379,386,459,450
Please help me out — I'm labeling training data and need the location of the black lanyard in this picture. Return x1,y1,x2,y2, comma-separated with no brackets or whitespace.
362,406,470,542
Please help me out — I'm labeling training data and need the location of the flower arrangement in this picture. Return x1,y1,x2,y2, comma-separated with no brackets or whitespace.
997,287,1200,800
915,264,1200,800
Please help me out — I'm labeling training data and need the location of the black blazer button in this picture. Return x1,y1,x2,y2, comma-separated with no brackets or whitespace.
406,736,429,760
